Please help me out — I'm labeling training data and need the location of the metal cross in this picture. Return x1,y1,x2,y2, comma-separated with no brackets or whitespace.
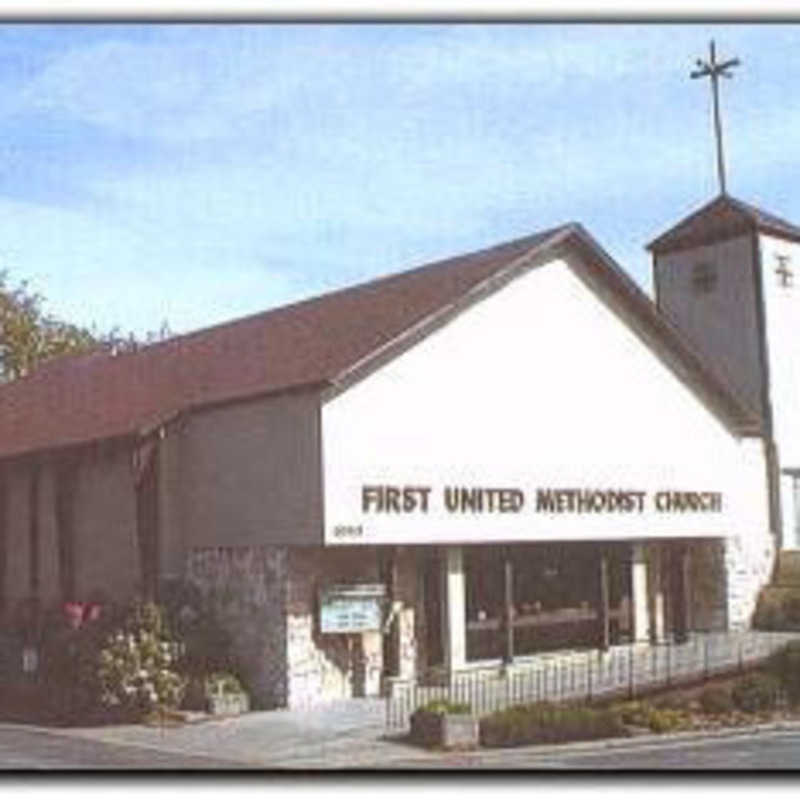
691,40,741,195
776,254,794,288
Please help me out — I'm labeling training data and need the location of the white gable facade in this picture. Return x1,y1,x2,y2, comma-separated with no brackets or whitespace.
322,255,769,547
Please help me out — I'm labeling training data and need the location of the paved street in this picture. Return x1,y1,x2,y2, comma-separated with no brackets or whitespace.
527,729,800,770
2,710,800,770
0,724,247,770
371,728,800,771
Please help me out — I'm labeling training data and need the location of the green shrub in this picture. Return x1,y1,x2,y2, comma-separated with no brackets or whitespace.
753,589,800,631
767,641,800,707
614,701,652,727
417,699,471,715
731,673,781,713
651,692,693,712
96,602,186,716
479,702,628,748
205,671,245,696
646,708,689,734
39,602,127,719
699,686,734,715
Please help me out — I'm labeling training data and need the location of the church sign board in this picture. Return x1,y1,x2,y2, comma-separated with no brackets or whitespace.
319,584,386,634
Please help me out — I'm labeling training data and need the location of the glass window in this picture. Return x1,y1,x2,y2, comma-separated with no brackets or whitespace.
463,543,632,662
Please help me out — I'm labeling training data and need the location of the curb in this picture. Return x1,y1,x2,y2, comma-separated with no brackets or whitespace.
369,717,800,767
391,718,800,764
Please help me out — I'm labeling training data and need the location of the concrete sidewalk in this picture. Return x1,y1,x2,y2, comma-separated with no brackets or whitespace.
56,699,393,768
17,702,800,769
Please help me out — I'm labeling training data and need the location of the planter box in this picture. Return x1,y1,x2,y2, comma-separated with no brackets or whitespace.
206,692,250,716
409,709,479,750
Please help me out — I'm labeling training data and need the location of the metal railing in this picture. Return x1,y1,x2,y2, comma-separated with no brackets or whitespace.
385,631,800,730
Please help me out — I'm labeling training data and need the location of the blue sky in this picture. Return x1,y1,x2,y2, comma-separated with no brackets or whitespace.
1,22,799,336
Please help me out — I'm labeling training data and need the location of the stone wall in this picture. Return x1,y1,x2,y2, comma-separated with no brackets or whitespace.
285,546,383,708
185,546,289,709
723,533,776,631
184,544,426,710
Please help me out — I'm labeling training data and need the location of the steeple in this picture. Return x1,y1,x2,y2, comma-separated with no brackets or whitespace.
689,40,740,195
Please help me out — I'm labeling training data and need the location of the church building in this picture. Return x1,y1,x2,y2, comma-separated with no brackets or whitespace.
0,195,795,708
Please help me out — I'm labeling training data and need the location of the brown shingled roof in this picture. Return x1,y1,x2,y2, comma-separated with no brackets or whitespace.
0,226,568,459
647,193,800,253
0,221,765,461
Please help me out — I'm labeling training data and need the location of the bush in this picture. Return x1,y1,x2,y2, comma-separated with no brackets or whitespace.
39,601,124,719
699,687,734,715
205,672,245,696
646,708,689,734
479,702,628,748
753,589,800,631
417,699,471,715
731,673,781,713
96,602,186,716
651,692,693,712
766,641,800,707
614,701,651,727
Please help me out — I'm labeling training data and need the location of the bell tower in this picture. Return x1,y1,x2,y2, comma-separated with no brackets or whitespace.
649,195,800,549
647,40,800,549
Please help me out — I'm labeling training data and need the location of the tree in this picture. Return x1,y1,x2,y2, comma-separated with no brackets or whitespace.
0,269,169,382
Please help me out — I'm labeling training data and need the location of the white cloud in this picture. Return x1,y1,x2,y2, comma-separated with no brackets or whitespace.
4,22,800,340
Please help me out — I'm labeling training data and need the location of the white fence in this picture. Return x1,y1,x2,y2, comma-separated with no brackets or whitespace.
385,631,800,730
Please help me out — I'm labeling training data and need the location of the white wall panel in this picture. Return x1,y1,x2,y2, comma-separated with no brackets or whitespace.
322,258,769,546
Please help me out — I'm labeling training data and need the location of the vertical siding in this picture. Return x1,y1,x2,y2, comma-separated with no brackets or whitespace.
180,391,323,548
72,446,139,603
3,465,31,615
654,235,764,417
36,464,60,609
158,429,184,579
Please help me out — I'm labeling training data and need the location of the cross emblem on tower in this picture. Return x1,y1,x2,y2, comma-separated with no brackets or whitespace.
776,255,794,288
691,40,741,195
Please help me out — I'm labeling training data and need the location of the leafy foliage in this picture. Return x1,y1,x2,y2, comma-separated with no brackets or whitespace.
644,707,690,733
0,269,170,381
613,700,652,727
416,699,471,715
40,603,123,719
766,641,800,707
699,686,734,715
731,673,781,713
97,603,186,715
752,588,800,631
205,672,245,696
479,702,628,748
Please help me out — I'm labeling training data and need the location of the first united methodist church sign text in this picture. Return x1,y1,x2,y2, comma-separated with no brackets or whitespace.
360,485,724,515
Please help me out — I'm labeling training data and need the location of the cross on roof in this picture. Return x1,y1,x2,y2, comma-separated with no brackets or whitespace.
776,254,794,288
690,40,741,195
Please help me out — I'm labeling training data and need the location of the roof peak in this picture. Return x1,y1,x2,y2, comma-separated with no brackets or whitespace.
647,193,800,253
